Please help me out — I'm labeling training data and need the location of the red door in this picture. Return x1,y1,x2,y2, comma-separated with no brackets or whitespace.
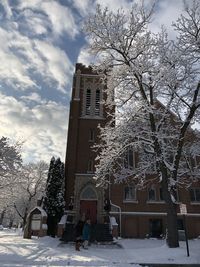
80,200,97,224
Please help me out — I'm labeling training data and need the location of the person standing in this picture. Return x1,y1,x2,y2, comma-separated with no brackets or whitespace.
82,219,91,249
74,219,84,251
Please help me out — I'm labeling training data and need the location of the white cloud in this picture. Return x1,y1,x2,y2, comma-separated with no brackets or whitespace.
72,0,95,16
150,0,184,38
0,28,37,89
18,0,79,38
20,92,44,104
96,0,131,11
0,93,68,163
22,9,49,36
34,40,74,93
77,46,95,66
1,0,13,18
0,18,74,92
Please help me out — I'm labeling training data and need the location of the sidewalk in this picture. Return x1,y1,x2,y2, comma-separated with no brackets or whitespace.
139,264,200,267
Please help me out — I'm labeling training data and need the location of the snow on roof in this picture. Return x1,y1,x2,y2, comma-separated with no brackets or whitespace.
29,206,47,217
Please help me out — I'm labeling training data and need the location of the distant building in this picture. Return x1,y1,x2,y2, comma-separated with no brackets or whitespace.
64,63,200,239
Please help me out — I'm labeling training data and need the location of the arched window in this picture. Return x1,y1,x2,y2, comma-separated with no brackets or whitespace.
81,186,97,200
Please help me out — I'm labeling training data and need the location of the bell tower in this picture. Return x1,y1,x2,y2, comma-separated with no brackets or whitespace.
65,63,107,223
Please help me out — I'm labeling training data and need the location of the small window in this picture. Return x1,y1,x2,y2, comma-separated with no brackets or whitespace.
124,186,136,201
87,160,94,173
89,129,95,142
189,188,200,202
148,187,156,201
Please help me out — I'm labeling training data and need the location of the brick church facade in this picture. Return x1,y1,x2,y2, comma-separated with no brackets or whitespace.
64,63,200,239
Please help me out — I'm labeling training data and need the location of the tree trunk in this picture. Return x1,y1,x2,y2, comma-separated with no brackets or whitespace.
9,219,14,229
166,201,179,247
47,215,57,237
0,209,6,225
22,208,28,230
161,168,179,248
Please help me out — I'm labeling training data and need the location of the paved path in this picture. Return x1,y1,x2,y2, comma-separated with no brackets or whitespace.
140,264,200,267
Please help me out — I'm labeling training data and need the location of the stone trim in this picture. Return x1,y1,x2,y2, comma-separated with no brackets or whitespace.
73,174,104,222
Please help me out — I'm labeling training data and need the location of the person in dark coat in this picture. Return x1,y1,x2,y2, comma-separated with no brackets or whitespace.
75,219,84,251
82,219,91,249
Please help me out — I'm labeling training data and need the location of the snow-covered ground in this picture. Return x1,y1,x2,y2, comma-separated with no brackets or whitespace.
0,229,200,267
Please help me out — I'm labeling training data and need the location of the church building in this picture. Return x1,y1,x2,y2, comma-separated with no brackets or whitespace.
64,63,200,240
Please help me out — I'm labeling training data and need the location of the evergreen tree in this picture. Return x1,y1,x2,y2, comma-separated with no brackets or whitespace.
43,157,65,237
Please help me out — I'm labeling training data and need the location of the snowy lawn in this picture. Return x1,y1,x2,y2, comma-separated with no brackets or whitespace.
0,229,200,267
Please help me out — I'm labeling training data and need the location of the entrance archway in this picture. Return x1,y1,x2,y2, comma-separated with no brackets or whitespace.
80,186,97,224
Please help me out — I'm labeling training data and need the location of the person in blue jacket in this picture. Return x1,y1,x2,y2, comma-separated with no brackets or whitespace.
82,219,91,249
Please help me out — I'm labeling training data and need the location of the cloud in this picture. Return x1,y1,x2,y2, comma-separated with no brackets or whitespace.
18,0,79,38
34,40,74,93
20,92,44,104
0,4,74,92
0,28,73,92
150,0,184,38
77,46,95,66
21,9,49,36
0,28,37,89
0,93,68,163
96,0,131,11
1,0,13,18
72,0,95,16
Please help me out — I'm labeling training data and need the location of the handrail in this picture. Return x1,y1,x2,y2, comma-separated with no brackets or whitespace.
110,200,121,237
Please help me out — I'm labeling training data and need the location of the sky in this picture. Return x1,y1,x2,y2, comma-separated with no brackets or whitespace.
0,0,190,164
0,229,200,266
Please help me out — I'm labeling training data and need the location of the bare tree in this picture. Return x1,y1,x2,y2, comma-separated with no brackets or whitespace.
84,1,200,247
12,161,48,228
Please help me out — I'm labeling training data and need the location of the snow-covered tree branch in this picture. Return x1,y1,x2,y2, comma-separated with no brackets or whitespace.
0,136,22,189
